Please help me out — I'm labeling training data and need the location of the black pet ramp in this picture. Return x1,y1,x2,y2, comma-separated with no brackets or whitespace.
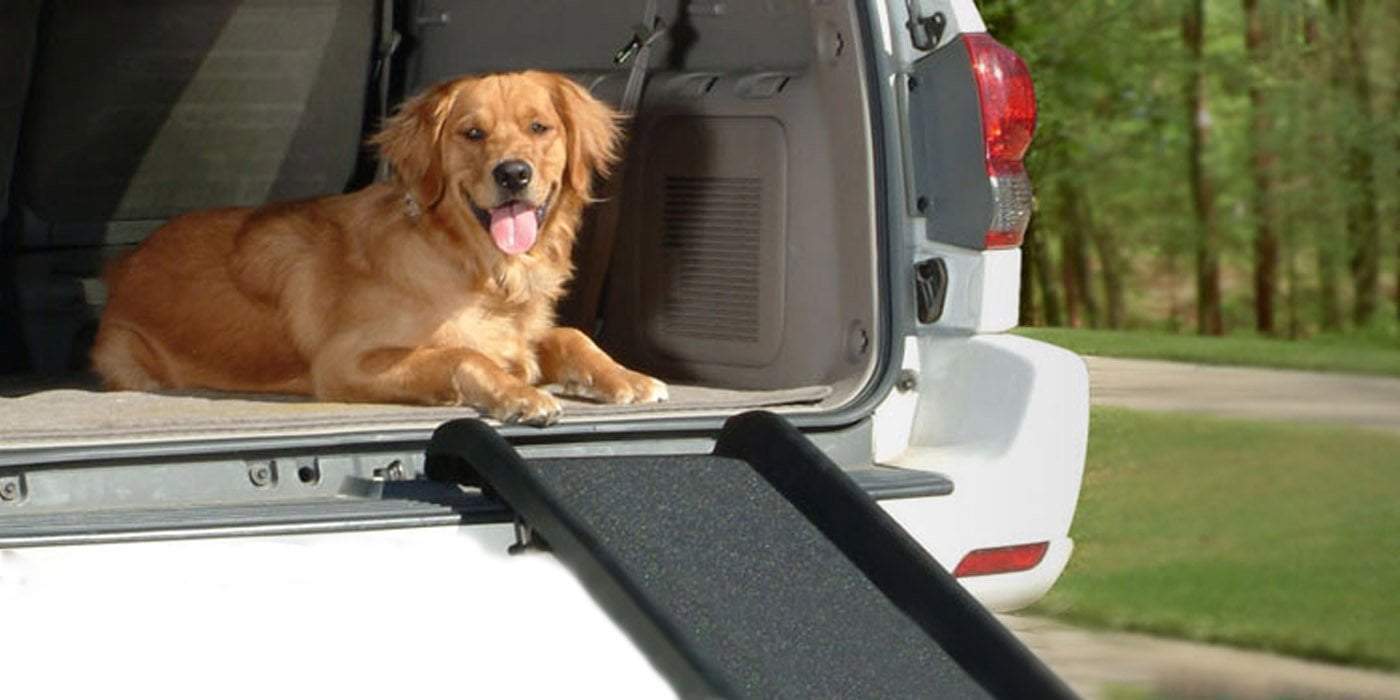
425,412,1075,700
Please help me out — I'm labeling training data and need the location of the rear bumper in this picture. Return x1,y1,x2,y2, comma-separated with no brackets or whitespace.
872,333,1089,611
941,536,1073,611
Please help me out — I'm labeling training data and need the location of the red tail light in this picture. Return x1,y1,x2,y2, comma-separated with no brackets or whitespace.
953,541,1049,578
963,33,1036,249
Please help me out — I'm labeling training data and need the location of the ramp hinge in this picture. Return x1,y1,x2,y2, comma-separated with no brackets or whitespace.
508,516,549,555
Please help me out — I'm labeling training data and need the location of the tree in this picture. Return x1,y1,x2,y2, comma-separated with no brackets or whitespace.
972,0,1393,338
1300,5,1344,332
1244,0,1279,334
1184,0,1224,335
1083,190,1126,329
1331,0,1381,326
1056,179,1100,328
1028,215,1064,326
1019,217,1038,325
1019,214,1063,326
1393,3,1400,322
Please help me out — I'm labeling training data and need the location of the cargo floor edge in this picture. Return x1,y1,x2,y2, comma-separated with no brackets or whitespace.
425,411,1074,699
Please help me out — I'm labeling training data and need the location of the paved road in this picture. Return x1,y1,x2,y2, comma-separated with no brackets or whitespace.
1008,357,1400,698
1003,614,1400,700
1086,356,1400,434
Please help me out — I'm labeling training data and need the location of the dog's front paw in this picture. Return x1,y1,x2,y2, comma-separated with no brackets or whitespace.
487,385,563,426
634,373,669,403
585,369,668,405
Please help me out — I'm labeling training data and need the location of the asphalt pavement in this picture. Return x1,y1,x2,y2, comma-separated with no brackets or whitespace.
1084,356,1400,433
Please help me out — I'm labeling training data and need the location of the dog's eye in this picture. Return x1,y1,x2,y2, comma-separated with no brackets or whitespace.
464,127,486,141
530,121,550,135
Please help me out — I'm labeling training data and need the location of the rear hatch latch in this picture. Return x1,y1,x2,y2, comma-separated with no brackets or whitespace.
914,257,948,324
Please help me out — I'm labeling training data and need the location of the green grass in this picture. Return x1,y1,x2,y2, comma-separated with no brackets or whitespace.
1032,407,1400,670
1015,327,1400,377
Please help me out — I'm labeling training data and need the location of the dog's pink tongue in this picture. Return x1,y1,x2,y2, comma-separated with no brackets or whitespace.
489,203,538,255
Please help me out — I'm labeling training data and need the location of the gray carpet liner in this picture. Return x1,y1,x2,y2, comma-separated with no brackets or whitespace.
0,383,831,449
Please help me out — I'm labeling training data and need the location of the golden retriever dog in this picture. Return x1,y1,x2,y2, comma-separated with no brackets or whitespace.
91,71,666,425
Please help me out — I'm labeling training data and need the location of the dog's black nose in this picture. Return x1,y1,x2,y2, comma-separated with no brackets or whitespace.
493,160,532,192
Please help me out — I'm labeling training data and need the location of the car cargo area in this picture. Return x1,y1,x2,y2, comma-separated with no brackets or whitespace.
0,0,881,450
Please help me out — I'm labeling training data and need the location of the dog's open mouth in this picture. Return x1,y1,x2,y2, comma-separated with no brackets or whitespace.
470,199,549,256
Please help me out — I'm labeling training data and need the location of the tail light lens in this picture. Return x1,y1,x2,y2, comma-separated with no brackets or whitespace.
953,541,1049,578
963,33,1036,249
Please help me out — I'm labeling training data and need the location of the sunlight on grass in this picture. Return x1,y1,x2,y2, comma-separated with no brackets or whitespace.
1016,328,1400,377
1032,408,1400,670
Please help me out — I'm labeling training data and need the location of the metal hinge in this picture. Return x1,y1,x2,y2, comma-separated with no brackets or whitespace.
904,0,947,51
508,516,550,555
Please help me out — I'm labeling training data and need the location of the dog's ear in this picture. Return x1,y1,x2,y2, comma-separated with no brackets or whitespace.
548,74,623,198
370,80,463,209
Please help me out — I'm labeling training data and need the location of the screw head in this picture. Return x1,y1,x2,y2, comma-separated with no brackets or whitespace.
0,480,18,501
374,459,406,482
896,369,919,393
249,463,273,487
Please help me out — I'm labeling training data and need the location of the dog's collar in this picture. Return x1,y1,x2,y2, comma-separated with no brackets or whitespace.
403,191,421,220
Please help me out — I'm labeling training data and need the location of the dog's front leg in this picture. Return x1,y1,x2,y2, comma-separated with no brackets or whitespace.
536,328,668,404
314,346,562,425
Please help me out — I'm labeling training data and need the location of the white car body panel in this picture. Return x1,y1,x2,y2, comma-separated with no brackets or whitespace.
0,525,675,699
872,333,1090,611
924,245,1023,333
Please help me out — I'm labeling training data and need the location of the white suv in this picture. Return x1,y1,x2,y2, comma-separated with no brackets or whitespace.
0,1,1086,696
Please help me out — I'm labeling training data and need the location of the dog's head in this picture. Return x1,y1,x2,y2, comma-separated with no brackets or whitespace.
372,71,620,257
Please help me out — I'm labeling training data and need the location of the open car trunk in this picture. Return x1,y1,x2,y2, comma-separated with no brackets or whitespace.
0,0,884,452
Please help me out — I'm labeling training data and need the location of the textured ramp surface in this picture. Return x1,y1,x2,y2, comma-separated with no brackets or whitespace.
0,383,830,450
524,455,990,699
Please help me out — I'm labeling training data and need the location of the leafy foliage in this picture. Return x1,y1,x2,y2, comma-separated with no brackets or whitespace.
983,0,1400,340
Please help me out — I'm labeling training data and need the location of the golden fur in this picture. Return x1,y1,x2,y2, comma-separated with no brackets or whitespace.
91,71,666,425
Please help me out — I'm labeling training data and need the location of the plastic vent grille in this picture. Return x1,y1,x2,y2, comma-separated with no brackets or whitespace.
660,176,762,342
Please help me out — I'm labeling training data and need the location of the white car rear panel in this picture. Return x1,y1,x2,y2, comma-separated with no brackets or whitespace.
1,526,673,699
